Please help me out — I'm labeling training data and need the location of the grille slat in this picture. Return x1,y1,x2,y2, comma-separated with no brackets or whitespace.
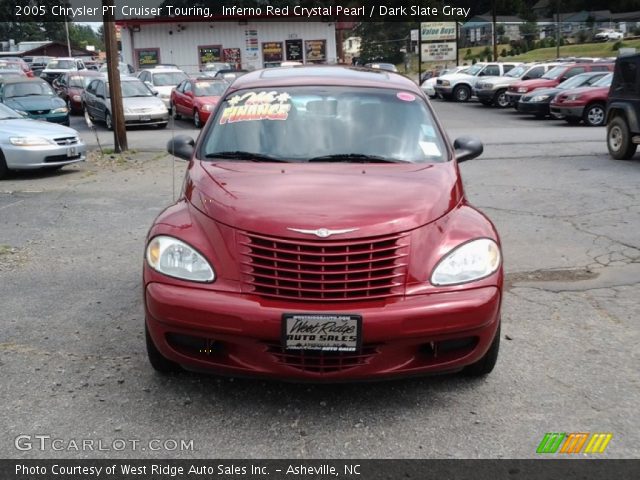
240,231,408,302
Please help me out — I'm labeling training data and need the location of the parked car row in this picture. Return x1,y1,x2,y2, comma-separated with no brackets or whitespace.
424,59,615,126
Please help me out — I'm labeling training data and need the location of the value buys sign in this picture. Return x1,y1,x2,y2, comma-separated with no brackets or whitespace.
421,42,456,62
420,22,456,42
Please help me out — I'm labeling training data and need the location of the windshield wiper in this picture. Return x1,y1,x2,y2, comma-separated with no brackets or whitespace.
204,151,288,162
307,154,409,163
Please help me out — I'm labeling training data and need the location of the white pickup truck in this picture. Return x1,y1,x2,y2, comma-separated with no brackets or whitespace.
435,62,521,102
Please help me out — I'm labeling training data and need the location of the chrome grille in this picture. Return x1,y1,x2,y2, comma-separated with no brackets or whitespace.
239,231,409,301
53,136,78,146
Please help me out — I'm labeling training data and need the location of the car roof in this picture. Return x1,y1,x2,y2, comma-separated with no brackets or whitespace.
229,65,420,93
0,77,48,85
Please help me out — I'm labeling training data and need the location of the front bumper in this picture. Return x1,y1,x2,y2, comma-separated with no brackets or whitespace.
123,111,169,127
549,104,584,118
145,283,501,381
505,92,524,106
2,141,87,170
516,100,550,116
435,86,453,96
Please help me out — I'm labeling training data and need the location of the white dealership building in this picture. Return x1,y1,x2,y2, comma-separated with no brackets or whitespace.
117,20,339,73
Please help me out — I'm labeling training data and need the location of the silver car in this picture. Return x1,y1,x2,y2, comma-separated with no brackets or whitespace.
82,76,169,129
0,103,86,179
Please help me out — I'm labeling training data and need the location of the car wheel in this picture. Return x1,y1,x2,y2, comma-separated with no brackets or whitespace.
145,324,182,374
583,103,605,127
463,323,500,377
607,116,637,160
105,111,113,130
453,85,471,102
0,150,9,180
493,89,509,108
171,104,181,120
194,110,201,128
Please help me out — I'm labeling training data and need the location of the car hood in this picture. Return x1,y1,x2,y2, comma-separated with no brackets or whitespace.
0,117,78,136
5,96,65,111
514,79,557,90
558,85,604,96
122,96,166,109
477,75,519,86
439,73,475,82
188,162,463,237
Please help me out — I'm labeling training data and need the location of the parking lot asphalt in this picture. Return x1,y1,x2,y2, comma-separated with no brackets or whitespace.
1,99,639,459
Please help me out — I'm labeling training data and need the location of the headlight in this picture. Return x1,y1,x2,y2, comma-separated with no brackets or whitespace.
517,87,528,93
431,238,501,286
9,137,55,146
201,104,213,112
146,235,215,283
441,80,450,86
72,95,81,101
565,94,581,101
530,95,550,102
52,107,68,114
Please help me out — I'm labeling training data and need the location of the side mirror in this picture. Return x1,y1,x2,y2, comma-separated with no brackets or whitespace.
454,136,483,163
167,135,195,161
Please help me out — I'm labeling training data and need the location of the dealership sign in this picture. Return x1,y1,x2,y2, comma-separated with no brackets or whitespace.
420,22,456,42
421,42,456,62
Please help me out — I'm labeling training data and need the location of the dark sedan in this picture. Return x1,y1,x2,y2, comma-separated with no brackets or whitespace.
516,72,609,118
53,70,103,114
0,77,69,125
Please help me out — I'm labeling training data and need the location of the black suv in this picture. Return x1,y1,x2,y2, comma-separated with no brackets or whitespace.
606,54,640,159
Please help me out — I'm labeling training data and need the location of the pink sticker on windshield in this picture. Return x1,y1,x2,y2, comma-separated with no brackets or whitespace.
397,92,416,102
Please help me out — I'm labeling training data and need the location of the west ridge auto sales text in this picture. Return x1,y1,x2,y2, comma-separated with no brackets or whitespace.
16,463,360,476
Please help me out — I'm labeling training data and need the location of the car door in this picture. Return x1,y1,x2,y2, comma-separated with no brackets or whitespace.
83,79,99,117
94,80,108,120
180,80,194,116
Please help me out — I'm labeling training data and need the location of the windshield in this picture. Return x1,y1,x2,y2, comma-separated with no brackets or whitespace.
593,73,613,87
0,103,23,119
109,80,154,98
69,76,95,88
466,64,484,76
542,66,567,80
46,60,75,70
506,65,528,78
194,81,227,96
204,63,231,72
4,81,54,97
151,71,188,86
200,87,448,163
557,73,603,89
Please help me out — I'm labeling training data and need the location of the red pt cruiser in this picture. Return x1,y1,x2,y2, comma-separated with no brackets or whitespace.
144,66,503,381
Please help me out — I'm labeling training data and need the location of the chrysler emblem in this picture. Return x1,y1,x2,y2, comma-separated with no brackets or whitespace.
287,227,359,238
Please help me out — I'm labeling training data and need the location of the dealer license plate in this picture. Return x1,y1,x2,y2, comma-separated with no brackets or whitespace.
282,314,361,352
67,146,77,157
140,116,151,122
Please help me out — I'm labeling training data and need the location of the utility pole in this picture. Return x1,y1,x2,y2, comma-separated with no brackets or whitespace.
491,0,497,61
102,0,127,152
556,0,561,59
64,21,71,56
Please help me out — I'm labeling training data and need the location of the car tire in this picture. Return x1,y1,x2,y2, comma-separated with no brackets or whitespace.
145,324,182,374
0,150,9,180
583,103,606,127
607,116,637,160
453,85,471,102
493,89,509,108
463,323,500,377
105,111,113,130
171,104,181,120
194,110,201,128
